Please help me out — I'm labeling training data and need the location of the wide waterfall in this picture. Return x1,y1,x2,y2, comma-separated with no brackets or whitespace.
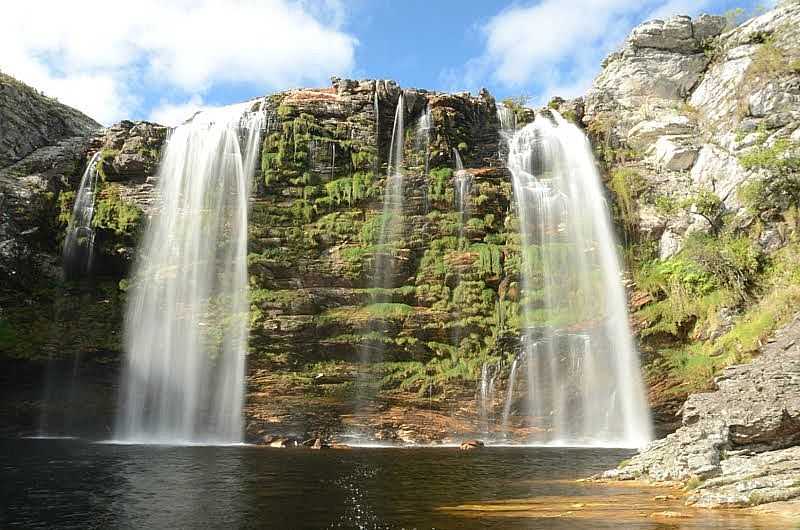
502,110,651,448
115,101,264,444
62,151,101,279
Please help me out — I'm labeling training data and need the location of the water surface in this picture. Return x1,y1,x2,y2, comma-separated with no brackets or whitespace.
0,439,791,529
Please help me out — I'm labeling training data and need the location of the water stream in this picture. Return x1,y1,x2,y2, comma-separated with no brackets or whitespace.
62,151,101,279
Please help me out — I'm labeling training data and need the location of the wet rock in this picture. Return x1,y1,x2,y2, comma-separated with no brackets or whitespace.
459,439,485,451
262,435,302,448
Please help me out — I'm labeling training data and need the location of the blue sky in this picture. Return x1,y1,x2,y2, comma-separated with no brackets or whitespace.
0,0,772,125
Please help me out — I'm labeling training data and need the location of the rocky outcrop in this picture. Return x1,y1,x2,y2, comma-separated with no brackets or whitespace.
584,1,800,257
602,314,800,508
0,72,100,168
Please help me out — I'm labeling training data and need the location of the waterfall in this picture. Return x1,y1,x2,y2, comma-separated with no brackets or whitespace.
353,92,406,424
478,361,499,435
502,110,651,447
415,107,432,212
451,147,474,356
115,101,264,444
63,151,101,279
453,150,472,249
500,355,520,434
373,92,405,292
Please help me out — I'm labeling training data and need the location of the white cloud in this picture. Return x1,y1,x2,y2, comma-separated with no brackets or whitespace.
455,0,716,102
0,0,357,125
148,96,213,127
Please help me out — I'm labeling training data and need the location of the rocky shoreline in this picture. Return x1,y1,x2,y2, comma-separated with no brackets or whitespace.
601,314,800,509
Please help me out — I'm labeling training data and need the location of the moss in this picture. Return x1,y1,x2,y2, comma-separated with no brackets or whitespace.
95,149,119,181
321,171,378,208
0,318,16,350
428,167,453,203
57,190,77,226
685,476,704,491
609,167,647,235
92,185,142,237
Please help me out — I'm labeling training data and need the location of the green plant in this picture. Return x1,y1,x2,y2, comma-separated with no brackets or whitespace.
92,185,142,237
609,167,648,237
685,189,725,234
428,167,453,202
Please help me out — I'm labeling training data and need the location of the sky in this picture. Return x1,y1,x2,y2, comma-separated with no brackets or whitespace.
0,0,774,126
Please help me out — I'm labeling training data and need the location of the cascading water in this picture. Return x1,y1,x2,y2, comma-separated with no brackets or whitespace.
453,149,472,249
115,101,265,444
62,151,101,279
477,361,500,434
372,92,405,294
502,109,651,447
353,93,406,424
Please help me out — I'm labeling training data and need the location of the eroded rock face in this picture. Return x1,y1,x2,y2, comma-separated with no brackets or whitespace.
0,73,100,168
584,2,800,256
602,314,800,508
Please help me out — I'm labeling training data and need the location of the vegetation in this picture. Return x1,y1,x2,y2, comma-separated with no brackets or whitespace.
92,185,142,237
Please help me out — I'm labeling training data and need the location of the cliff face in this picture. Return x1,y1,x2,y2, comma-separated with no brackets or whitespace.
0,3,799,451
580,1,800,430
0,73,100,168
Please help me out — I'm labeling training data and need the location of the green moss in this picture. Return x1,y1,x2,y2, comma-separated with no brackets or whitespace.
428,167,453,203
321,171,378,208
95,149,119,181
0,318,16,349
92,185,142,237
609,167,647,234
57,190,77,226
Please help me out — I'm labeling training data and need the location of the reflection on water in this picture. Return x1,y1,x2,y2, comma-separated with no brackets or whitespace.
0,439,793,529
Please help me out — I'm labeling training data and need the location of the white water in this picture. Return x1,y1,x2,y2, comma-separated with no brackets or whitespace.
116,101,264,444
502,110,652,448
62,151,101,279
453,149,472,249
373,92,405,291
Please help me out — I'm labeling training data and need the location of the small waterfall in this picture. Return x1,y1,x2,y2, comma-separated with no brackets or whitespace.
62,151,101,279
415,107,432,212
497,106,517,161
115,101,265,444
497,106,516,136
451,147,474,359
478,361,500,435
501,110,651,447
354,93,406,424
453,149,472,249
373,84,380,174
500,355,520,434
373,92,405,291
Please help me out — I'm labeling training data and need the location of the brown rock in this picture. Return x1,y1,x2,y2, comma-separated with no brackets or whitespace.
459,439,485,451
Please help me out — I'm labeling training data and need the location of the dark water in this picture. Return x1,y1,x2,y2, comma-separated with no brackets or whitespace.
0,439,792,529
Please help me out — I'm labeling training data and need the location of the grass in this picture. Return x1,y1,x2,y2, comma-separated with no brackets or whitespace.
657,242,800,391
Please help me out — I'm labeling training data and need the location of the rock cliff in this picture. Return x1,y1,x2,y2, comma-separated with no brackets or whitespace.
0,72,100,167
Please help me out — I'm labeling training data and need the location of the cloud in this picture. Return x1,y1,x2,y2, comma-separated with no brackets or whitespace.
148,96,211,127
0,0,357,125
454,0,716,102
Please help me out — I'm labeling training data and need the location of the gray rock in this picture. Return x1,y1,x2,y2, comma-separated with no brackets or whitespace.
602,314,800,508
0,72,100,168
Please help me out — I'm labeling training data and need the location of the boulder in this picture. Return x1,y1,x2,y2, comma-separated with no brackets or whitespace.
459,439,485,451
